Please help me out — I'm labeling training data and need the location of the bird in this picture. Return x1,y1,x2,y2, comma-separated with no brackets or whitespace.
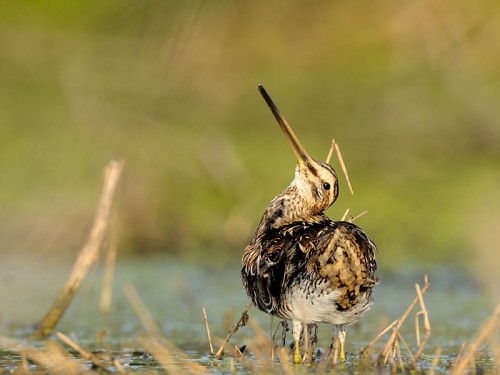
241,84,378,364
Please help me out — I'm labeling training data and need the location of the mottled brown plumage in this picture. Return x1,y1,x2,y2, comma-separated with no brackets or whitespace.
241,85,378,363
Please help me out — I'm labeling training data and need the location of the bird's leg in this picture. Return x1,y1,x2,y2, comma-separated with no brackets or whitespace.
337,324,346,362
281,320,288,347
309,324,318,362
328,325,339,363
292,320,302,364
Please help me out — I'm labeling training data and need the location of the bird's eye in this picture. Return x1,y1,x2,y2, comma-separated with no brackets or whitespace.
323,182,331,190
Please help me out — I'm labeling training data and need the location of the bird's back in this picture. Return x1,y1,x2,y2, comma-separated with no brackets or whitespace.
242,219,378,324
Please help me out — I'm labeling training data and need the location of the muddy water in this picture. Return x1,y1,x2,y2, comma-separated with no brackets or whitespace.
0,254,497,372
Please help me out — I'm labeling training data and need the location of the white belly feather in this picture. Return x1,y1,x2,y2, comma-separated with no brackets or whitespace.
284,283,374,325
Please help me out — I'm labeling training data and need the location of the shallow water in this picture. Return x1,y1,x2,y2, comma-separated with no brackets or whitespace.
0,254,497,373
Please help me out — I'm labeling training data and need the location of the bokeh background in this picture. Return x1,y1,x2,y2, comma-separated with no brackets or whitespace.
1,1,499,295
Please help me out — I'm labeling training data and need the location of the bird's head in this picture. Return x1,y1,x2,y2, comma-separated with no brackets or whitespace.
258,84,339,218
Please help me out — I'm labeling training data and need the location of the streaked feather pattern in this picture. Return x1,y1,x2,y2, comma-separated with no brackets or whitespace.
242,219,378,323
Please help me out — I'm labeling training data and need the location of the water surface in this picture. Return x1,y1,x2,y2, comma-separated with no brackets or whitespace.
0,255,497,373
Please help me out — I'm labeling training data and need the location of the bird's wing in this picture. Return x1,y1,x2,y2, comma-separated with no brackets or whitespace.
307,221,378,310
241,236,290,315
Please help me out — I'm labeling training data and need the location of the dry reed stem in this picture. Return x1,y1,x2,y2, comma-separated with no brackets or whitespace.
323,329,334,362
20,351,30,373
125,284,208,374
154,339,208,375
325,140,335,165
376,275,430,364
202,307,214,355
141,338,185,375
276,347,293,375
429,347,442,375
215,302,251,359
491,329,500,370
33,160,124,339
340,208,350,221
112,358,127,373
395,340,405,372
326,138,354,194
414,281,432,362
100,230,118,315
451,304,500,375
147,337,210,375
123,284,163,339
332,340,339,365
361,319,399,355
416,311,422,346
349,210,368,222
24,340,81,374
396,331,415,364
335,139,354,195
328,330,340,365
234,345,245,359
56,332,110,372
247,319,273,360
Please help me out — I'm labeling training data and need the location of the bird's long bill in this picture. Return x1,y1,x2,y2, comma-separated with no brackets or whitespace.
258,84,311,166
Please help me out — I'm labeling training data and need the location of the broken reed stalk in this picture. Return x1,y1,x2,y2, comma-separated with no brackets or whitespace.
429,347,443,375
124,284,163,339
340,208,350,221
377,275,430,364
202,307,214,355
451,304,500,375
361,319,399,354
325,140,335,165
393,332,417,372
215,302,252,359
349,210,368,222
413,281,431,362
247,319,274,360
361,275,431,364
125,284,208,374
325,138,354,195
33,160,124,339
56,332,109,372
396,331,415,364
140,338,184,375
142,336,208,375
395,340,405,372
325,327,340,363
100,230,118,316
341,209,368,223
276,347,294,375
113,358,127,373
331,333,340,365
24,340,81,374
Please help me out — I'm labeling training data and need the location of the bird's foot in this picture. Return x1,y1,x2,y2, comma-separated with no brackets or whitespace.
292,340,302,364
339,340,346,362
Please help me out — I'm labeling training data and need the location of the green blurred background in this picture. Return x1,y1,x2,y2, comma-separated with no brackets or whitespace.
1,1,499,281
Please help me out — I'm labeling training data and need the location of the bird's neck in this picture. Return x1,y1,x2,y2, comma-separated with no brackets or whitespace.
252,189,327,240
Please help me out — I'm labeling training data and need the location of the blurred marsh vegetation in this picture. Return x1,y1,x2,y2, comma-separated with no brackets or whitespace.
1,1,499,280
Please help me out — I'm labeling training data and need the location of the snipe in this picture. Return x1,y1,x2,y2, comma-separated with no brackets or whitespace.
241,84,378,363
